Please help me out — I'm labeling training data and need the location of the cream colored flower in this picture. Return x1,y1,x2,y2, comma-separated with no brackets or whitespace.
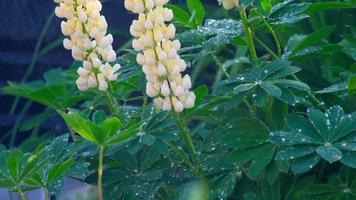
217,0,239,10
125,0,195,112
53,0,120,91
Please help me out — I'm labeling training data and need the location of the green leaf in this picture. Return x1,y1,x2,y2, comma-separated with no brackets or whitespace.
316,146,342,163
260,83,282,98
287,115,322,142
292,26,335,54
348,75,356,96
275,145,316,160
269,131,316,145
303,184,339,195
265,162,279,185
340,151,356,168
307,108,330,141
186,0,205,26
268,2,311,25
248,144,276,177
57,110,97,144
139,133,156,145
166,4,192,26
102,117,121,140
107,123,140,145
7,150,23,183
220,118,269,149
210,171,237,200
92,110,106,124
291,154,320,174
244,193,262,200
234,83,255,94
47,158,74,185
304,2,356,14
271,79,310,91
316,81,348,94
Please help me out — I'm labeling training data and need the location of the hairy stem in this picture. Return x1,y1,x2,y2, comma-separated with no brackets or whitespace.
239,7,258,63
98,145,104,200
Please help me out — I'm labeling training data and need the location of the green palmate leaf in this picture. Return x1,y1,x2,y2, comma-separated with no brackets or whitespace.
47,158,74,185
272,106,356,172
186,0,205,26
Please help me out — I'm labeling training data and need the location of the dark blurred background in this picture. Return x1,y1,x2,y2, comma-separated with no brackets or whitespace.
0,0,217,146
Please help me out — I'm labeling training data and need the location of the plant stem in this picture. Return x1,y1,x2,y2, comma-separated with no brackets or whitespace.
104,91,117,113
291,74,324,108
239,7,258,63
17,186,27,200
44,188,50,200
97,145,104,200
253,35,280,60
212,53,230,78
243,99,256,118
175,114,196,154
254,10,282,57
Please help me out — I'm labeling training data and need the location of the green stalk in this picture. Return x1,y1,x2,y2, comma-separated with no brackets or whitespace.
253,35,280,60
175,114,196,154
104,91,117,113
17,186,27,200
212,53,231,78
239,7,258,63
98,145,104,200
254,10,282,57
44,188,50,200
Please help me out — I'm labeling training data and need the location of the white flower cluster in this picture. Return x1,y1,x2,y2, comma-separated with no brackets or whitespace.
217,0,239,10
53,0,120,91
124,0,195,112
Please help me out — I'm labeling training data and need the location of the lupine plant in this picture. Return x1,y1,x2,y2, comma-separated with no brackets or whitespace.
1,0,356,199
